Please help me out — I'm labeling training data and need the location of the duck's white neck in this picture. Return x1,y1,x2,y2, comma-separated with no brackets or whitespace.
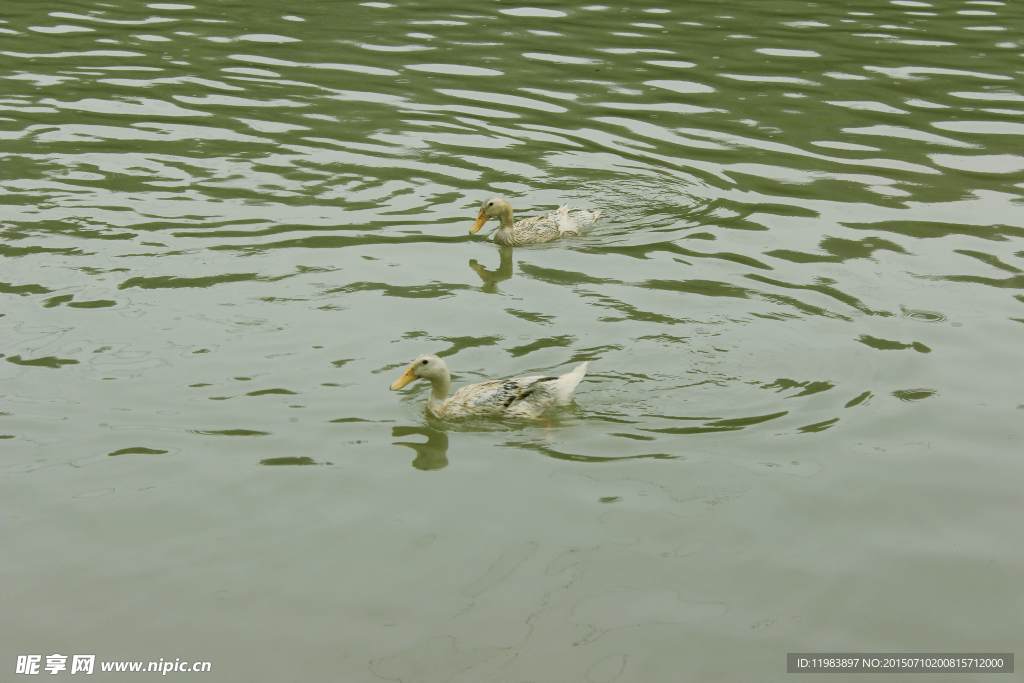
425,373,451,409
495,206,515,231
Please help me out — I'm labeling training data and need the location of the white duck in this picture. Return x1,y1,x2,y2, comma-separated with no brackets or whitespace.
470,197,601,247
390,354,589,419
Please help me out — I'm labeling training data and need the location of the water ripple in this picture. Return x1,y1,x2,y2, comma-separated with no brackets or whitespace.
1,0,1021,457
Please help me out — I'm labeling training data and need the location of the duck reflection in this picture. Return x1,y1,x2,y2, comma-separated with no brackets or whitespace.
468,245,513,293
392,425,449,471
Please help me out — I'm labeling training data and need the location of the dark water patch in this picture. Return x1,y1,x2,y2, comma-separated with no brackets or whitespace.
727,176,912,211
428,335,504,358
640,278,751,299
750,311,802,322
67,300,117,308
757,292,850,320
609,433,656,441
567,346,623,364
798,418,839,434
857,335,931,353
330,281,474,299
692,212,770,233
77,267,130,275
590,294,688,325
644,411,790,435
768,236,908,264
635,334,689,347
590,241,773,270
68,229,138,241
701,251,772,271
518,263,618,286
109,447,169,457
330,417,373,423
592,370,652,388
893,389,937,403
193,429,270,437
296,265,338,275
331,358,356,368
260,457,319,466
198,232,468,250
508,335,575,359
1,282,53,296
745,273,890,316
954,249,1023,275
6,355,79,369
642,424,743,435
118,273,259,290
586,413,641,425
845,391,873,408
935,273,1024,290
0,244,89,257
43,294,75,308
119,250,198,258
246,389,298,396
714,200,821,221
848,220,1024,242
708,411,791,429
1,229,32,241
524,444,676,463
505,309,554,325
761,379,836,397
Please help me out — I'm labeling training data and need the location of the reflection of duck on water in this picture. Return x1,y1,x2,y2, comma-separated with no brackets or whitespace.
469,245,514,292
470,197,601,246
390,354,589,420
392,425,448,471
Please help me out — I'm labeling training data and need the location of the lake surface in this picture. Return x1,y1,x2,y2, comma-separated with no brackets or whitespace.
2,0,1022,680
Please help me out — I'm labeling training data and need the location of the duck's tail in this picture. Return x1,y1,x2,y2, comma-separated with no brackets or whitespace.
555,204,572,233
551,361,589,405
559,207,601,234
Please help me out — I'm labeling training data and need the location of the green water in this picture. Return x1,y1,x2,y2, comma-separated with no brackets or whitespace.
2,0,1022,680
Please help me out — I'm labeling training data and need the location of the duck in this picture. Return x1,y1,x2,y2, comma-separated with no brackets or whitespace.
390,354,589,419
470,196,601,247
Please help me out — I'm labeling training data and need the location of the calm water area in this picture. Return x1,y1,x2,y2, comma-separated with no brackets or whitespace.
2,0,1022,680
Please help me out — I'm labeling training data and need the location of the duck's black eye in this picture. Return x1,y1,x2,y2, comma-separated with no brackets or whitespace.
421,359,428,365
487,202,493,207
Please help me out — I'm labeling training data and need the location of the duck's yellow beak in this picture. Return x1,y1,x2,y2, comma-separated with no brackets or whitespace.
390,364,419,391
470,210,489,234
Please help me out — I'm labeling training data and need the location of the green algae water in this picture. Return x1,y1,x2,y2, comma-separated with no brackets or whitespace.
2,0,1022,680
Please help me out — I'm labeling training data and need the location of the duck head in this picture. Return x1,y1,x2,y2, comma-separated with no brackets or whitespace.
470,197,513,233
390,354,449,390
